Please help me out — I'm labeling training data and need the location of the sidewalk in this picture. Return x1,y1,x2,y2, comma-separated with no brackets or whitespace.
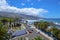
31,25,54,40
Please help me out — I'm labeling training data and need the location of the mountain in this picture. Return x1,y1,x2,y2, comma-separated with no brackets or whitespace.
0,11,40,20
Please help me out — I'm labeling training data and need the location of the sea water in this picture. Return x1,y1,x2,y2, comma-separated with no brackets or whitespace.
28,18,60,29
44,18,60,29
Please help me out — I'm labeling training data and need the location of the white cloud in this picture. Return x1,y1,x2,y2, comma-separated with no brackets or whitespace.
0,0,8,6
18,8,48,16
0,0,48,16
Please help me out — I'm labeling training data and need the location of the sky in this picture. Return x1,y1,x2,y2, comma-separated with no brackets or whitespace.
0,0,60,18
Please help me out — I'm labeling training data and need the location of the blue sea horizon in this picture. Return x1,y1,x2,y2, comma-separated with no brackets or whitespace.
28,18,60,29
45,19,60,29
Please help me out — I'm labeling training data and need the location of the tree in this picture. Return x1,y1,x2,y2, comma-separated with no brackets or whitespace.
0,17,15,29
48,27,60,40
1,17,14,24
34,22,39,28
0,22,11,40
1,18,8,25
34,21,49,30
58,32,60,40
33,36,43,40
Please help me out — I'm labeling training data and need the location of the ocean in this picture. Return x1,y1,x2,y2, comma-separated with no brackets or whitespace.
43,18,60,29
44,18,60,23
28,18,60,24
28,18,60,29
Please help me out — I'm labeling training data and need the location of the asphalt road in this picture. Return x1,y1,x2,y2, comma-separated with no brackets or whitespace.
11,25,53,40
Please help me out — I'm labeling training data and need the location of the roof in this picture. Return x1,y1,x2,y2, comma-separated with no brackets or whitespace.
12,29,27,38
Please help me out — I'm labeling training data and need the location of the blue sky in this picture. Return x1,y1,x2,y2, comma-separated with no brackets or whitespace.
0,0,60,18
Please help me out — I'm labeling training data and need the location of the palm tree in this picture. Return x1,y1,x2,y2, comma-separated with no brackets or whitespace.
0,17,15,30
48,27,60,40
34,21,49,30
34,22,39,28
0,17,8,25
0,22,11,40
33,36,43,40
1,17,14,24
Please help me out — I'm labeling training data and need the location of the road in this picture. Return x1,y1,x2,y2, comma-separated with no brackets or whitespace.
11,25,54,40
